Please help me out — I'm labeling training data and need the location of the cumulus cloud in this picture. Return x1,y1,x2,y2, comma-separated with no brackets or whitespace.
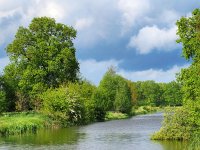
159,10,180,25
128,25,178,54
79,59,120,85
79,59,189,85
74,18,94,31
118,0,150,31
118,64,189,83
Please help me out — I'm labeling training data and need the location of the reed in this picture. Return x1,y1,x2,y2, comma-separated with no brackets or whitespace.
0,112,48,136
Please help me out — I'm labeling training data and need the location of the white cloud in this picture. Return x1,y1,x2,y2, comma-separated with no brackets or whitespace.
118,0,150,31
0,57,9,74
118,64,189,83
33,1,66,21
79,59,189,85
159,10,180,25
79,59,120,85
128,25,178,54
74,18,93,31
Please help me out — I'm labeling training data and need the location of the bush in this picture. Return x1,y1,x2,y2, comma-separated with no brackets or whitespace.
151,107,192,140
40,87,85,126
66,81,96,124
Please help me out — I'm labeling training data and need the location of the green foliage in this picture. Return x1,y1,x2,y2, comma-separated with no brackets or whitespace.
135,81,163,106
0,90,6,113
131,106,159,116
96,68,133,115
0,76,8,113
63,81,96,124
105,111,129,120
153,8,200,142
40,86,84,126
176,8,200,103
98,67,118,111
161,81,182,106
152,107,193,140
4,17,79,111
0,112,46,136
91,88,107,121
114,77,132,114
127,80,138,105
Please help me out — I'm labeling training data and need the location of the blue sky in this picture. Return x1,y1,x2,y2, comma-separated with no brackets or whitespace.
0,0,199,85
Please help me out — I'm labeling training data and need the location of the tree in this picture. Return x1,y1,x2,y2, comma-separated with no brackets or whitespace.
4,17,79,110
114,77,132,114
162,81,182,106
176,8,200,135
0,76,7,113
176,9,200,103
135,80,163,106
152,9,200,142
127,81,138,106
98,67,118,111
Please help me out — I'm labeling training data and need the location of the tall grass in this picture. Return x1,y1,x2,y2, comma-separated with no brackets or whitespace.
105,111,129,120
0,112,48,136
131,106,160,116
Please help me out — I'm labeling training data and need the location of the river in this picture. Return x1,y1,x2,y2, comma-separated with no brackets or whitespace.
0,112,187,150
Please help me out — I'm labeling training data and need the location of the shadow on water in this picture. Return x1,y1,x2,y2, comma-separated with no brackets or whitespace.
0,127,85,145
154,140,188,150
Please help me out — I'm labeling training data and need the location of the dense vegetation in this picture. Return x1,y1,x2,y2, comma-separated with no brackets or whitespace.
0,17,183,136
152,8,200,150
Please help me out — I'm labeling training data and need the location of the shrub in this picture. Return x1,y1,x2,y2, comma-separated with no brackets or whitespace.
151,107,192,140
40,87,84,126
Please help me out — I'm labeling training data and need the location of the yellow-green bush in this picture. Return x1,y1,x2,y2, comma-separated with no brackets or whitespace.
151,107,192,140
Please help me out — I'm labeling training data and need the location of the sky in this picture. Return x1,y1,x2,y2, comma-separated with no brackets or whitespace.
0,0,199,85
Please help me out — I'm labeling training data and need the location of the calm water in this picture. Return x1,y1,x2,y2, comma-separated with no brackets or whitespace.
0,113,187,150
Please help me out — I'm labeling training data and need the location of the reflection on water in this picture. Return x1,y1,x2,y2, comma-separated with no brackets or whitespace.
0,113,187,150
0,127,84,145
157,140,188,150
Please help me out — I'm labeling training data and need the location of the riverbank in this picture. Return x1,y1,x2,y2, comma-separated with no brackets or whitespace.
104,106,161,121
0,112,185,150
0,106,162,136
0,112,50,136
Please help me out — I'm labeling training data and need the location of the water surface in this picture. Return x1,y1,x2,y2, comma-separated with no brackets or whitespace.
0,113,187,150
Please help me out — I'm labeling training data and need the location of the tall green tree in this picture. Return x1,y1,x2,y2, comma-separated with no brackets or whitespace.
4,17,79,110
153,8,200,141
162,81,182,106
176,9,200,103
98,67,118,111
135,80,163,106
176,8,200,134
114,77,132,114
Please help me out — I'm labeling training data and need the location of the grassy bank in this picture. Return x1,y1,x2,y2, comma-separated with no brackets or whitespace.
105,111,129,120
0,106,161,137
0,112,49,136
131,106,161,116
105,106,161,121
